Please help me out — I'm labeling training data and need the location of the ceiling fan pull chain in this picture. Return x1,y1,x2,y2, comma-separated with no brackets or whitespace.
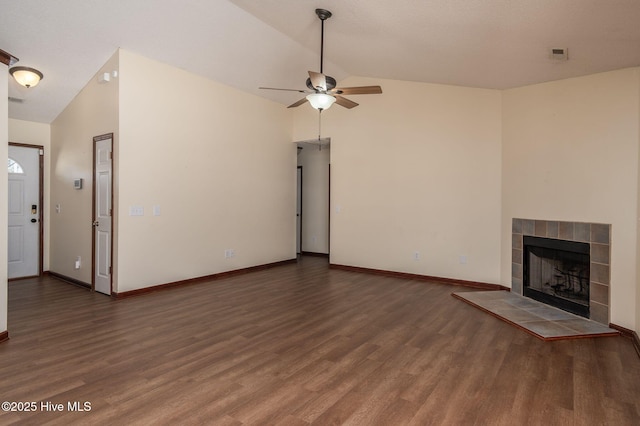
318,110,323,150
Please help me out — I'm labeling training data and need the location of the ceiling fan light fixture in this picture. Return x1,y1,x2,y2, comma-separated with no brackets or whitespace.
9,66,43,88
306,93,336,110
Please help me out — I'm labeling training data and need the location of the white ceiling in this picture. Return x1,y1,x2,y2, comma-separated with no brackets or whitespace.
2,0,640,123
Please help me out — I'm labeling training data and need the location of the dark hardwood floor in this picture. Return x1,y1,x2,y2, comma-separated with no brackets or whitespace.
1,256,639,425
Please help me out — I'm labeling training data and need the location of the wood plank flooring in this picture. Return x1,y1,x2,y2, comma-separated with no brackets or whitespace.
1,256,639,425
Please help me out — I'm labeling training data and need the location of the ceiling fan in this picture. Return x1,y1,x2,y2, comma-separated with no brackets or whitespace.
259,8,382,111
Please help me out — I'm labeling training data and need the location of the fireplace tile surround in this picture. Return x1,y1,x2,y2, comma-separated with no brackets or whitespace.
512,218,611,325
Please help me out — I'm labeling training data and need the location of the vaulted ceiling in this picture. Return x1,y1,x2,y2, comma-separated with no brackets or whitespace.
2,0,640,123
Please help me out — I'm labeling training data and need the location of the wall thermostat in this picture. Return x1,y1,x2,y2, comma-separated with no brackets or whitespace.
74,178,83,189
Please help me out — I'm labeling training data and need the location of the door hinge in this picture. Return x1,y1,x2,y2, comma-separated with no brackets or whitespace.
109,208,112,216
109,266,112,275
109,151,113,160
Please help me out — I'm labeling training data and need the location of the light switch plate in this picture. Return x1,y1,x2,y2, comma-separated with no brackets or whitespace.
129,206,144,216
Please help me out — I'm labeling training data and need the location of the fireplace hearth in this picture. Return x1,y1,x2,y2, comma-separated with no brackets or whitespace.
523,236,590,318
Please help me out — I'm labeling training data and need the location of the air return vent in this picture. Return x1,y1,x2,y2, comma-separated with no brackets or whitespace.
550,48,568,60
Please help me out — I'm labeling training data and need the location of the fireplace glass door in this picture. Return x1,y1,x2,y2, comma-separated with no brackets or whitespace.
523,236,590,318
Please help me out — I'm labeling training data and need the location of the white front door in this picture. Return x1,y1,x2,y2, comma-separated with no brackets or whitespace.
8,145,41,279
93,135,113,295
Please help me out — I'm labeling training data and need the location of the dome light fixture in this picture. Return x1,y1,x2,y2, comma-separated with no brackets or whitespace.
306,93,336,111
9,66,43,88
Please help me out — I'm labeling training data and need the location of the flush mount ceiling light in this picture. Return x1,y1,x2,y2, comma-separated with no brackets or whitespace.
9,66,43,88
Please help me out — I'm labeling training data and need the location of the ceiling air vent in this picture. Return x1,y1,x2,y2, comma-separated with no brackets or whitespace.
550,48,568,61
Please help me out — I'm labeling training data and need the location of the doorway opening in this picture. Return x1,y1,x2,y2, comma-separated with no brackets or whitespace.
295,138,330,258
297,165,303,255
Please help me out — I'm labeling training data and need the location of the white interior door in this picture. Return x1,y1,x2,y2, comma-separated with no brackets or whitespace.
8,145,41,279
94,136,112,295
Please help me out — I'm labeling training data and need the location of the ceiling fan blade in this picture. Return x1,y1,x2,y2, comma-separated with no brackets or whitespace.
308,71,327,91
287,98,308,108
259,87,309,93
334,95,359,109
334,86,383,95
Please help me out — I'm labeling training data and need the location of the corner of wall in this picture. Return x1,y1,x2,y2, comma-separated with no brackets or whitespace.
49,49,119,285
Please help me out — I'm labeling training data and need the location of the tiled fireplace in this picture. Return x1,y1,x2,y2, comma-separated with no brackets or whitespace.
512,219,610,325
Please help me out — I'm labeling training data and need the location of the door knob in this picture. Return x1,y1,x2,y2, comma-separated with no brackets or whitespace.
93,220,99,227
30,218,37,223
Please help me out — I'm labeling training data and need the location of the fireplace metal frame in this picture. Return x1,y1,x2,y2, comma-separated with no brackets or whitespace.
523,235,590,318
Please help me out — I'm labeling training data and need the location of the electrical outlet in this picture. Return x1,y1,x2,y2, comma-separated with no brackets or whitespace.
224,249,235,259
459,255,468,264
414,251,420,261
75,256,81,269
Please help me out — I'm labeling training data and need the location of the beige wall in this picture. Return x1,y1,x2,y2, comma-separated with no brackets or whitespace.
297,145,330,254
293,77,503,283
8,119,51,271
502,68,640,329
116,50,295,292
50,51,119,284
1,63,8,333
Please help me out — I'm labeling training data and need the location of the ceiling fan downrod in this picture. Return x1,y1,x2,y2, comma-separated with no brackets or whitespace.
316,9,332,74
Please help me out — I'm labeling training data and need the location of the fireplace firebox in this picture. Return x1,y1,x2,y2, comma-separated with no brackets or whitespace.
523,236,590,318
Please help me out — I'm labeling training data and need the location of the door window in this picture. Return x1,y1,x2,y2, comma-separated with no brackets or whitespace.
8,158,24,174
